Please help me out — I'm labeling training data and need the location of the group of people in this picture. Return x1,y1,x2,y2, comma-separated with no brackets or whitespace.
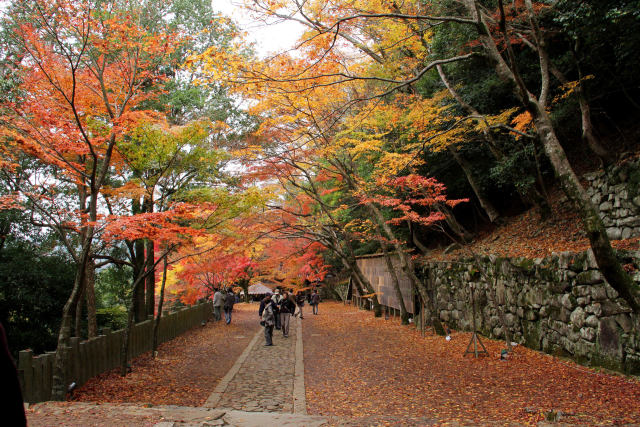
212,288,237,324
259,289,321,346
210,286,322,346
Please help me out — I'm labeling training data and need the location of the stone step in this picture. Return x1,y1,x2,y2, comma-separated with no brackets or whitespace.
154,408,327,427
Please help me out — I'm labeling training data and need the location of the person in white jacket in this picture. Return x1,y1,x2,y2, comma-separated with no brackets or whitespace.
212,288,224,321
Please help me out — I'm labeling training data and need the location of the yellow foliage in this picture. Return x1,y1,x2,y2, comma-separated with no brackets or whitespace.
511,111,534,138
553,75,595,104
474,107,519,132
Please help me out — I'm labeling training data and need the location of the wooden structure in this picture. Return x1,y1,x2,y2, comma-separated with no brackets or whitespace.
18,300,211,403
353,253,414,314
463,285,488,357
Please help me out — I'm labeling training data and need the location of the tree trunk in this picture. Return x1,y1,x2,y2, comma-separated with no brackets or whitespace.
438,63,550,217
408,221,430,254
130,196,146,323
153,256,169,356
435,202,473,243
576,77,614,165
447,145,500,223
379,239,410,324
437,64,504,161
241,282,250,303
120,273,144,376
133,238,146,323
85,259,98,338
366,202,445,334
533,110,640,311
145,239,155,317
144,195,155,317
466,0,640,312
550,49,614,165
51,247,90,400
531,139,552,219
74,278,85,338
580,98,612,164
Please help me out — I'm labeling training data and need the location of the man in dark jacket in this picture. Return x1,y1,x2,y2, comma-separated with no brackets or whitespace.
311,290,321,315
278,292,296,337
223,289,235,324
259,293,271,317
1,322,27,427
271,289,282,330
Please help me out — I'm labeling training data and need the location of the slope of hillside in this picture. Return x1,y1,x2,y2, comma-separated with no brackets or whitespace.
428,191,640,262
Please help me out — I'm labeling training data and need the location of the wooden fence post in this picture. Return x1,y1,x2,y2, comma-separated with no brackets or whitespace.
18,350,33,403
19,302,212,404
44,352,55,401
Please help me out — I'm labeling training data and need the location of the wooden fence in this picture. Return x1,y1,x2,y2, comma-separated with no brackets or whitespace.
18,301,212,403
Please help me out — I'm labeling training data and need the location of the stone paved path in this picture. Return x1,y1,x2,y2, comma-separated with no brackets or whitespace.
204,316,301,413
27,401,329,427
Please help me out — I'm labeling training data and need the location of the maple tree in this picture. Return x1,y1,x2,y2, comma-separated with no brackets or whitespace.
0,0,186,398
230,82,467,325
0,0,255,394
2,0,640,410
193,0,640,315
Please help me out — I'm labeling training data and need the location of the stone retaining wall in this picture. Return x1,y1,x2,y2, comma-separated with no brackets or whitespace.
424,250,640,374
585,158,640,240
18,301,212,403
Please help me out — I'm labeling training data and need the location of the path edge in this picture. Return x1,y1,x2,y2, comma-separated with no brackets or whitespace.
202,326,263,408
293,316,307,415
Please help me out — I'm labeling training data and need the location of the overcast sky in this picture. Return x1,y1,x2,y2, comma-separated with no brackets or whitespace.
213,0,305,57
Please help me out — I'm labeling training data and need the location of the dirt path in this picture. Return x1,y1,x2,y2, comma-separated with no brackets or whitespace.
26,303,326,427
27,300,640,426
70,303,260,407
302,301,640,425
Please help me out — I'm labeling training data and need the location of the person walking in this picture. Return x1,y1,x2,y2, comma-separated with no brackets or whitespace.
272,289,283,330
295,292,305,319
0,322,26,427
212,288,224,321
279,292,296,337
311,290,321,315
223,288,235,324
261,295,275,346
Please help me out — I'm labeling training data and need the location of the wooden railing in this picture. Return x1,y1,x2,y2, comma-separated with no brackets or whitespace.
18,301,211,403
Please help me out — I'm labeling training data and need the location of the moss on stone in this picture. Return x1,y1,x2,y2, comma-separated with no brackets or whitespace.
624,355,640,376
568,254,586,272
514,258,535,271
591,353,624,373
627,167,640,198
523,320,542,350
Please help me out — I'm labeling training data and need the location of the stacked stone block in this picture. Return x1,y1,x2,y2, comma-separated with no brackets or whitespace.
426,250,640,374
585,158,640,240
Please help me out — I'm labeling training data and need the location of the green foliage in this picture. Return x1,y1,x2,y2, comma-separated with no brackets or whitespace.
96,306,128,331
96,265,133,309
0,242,75,356
489,144,538,193
353,240,381,257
